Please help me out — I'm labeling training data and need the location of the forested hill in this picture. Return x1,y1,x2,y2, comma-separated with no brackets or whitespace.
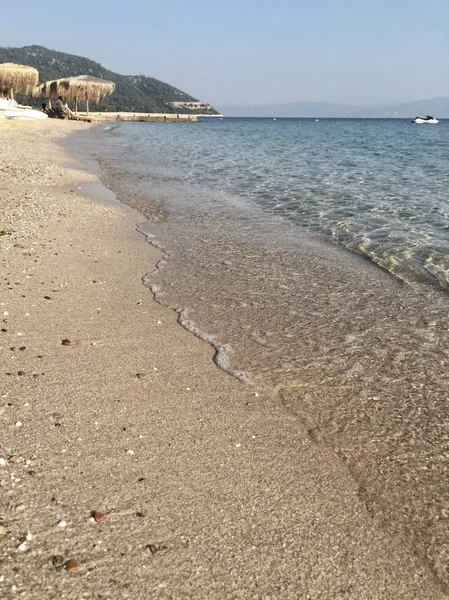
0,45,219,114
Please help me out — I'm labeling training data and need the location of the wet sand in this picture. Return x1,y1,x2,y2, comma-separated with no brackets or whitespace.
0,118,447,599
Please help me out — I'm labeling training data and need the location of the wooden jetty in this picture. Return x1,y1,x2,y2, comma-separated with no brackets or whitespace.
86,112,198,123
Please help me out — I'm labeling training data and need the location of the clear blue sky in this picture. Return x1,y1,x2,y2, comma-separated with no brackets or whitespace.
3,0,448,108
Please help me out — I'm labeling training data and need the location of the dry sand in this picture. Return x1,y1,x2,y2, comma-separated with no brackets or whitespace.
0,118,447,599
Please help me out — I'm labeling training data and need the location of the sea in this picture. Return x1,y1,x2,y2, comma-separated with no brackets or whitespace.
68,117,449,587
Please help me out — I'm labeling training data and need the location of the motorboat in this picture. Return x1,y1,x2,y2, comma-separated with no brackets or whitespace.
412,115,439,124
0,98,48,120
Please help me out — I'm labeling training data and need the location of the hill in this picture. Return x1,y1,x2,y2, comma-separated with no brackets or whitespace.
0,45,219,115
218,98,449,118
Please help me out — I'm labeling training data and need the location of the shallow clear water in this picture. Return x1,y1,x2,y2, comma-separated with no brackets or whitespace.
70,118,449,589
107,117,449,288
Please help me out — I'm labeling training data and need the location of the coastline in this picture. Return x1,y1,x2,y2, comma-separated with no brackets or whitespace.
0,119,446,598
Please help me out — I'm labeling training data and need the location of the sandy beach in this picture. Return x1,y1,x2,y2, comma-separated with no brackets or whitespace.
0,118,447,599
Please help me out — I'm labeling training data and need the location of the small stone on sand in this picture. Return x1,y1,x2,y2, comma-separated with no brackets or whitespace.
64,559,79,573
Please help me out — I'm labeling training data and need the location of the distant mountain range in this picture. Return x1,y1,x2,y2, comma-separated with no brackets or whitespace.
0,45,219,115
218,98,449,118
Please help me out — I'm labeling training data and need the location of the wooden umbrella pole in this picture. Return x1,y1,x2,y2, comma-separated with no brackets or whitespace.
86,94,89,116
75,96,78,114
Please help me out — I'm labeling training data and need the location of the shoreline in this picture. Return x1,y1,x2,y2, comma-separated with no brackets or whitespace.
0,119,447,598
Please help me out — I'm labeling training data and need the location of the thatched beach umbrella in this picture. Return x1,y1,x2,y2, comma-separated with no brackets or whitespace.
34,75,115,114
0,63,39,98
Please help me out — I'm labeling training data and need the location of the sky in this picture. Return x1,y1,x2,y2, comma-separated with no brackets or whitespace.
2,0,448,108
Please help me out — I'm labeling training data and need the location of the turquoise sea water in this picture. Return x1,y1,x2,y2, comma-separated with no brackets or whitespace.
104,117,449,288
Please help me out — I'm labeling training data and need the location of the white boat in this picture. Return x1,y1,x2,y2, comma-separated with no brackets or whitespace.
412,115,439,124
0,98,48,120
5,108,48,120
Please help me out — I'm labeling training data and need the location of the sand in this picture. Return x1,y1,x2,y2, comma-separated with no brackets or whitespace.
0,118,447,599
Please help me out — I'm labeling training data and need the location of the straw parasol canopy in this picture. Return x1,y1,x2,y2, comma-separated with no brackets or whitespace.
33,75,115,113
0,63,39,98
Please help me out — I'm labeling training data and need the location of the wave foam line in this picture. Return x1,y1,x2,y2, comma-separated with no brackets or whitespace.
137,225,250,383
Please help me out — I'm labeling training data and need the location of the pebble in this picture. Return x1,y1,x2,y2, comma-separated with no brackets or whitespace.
18,542,27,552
308,427,323,443
92,511,105,522
57,520,67,528
64,559,79,573
61,339,71,346
0,458,6,466
15,504,25,512
15,421,23,427
126,449,135,456
0,525,6,536
147,543,168,554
